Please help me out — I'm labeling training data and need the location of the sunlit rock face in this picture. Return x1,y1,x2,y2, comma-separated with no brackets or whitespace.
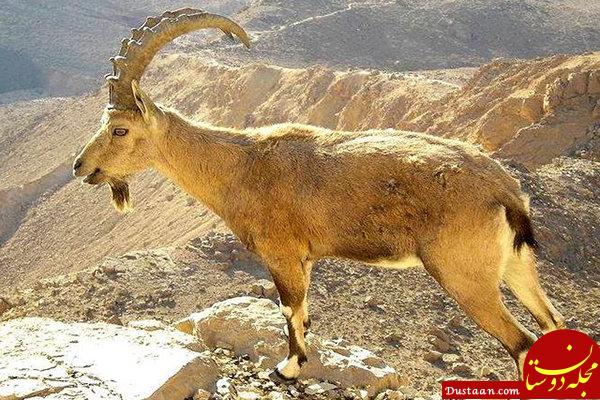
175,296,403,396
0,317,218,400
0,299,404,399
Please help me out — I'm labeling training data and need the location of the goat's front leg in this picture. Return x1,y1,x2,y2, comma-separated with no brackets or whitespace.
301,259,313,334
267,257,310,380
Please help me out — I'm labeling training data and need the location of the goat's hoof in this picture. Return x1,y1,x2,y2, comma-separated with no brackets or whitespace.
269,368,297,383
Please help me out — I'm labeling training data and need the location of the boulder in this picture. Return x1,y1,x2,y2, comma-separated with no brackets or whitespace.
174,297,286,360
0,298,12,316
588,70,600,94
250,279,278,300
0,317,217,400
175,296,401,396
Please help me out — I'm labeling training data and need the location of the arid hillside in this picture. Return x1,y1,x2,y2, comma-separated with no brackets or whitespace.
226,0,600,70
0,0,248,98
1,52,599,290
2,0,599,98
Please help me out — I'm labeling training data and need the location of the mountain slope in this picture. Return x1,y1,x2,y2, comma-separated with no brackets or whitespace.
225,0,600,70
0,0,248,97
0,53,599,289
2,0,599,97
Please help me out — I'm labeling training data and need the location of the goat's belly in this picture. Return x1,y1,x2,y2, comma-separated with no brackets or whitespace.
366,254,424,269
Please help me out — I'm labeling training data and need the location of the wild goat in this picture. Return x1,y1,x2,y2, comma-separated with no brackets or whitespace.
74,8,564,381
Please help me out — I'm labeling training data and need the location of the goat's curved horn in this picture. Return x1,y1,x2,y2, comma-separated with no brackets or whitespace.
106,8,250,110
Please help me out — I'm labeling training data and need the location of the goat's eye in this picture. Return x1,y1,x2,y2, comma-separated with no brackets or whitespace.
113,128,128,136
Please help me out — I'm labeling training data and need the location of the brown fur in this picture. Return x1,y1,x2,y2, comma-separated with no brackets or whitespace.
74,85,564,379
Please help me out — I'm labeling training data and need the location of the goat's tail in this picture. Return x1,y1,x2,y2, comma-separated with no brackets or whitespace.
498,193,538,251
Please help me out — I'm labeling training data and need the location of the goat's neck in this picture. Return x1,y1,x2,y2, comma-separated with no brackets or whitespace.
153,111,249,217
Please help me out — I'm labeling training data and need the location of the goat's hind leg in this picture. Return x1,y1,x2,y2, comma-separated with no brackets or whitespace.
422,247,537,377
503,248,565,332
266,257,310,380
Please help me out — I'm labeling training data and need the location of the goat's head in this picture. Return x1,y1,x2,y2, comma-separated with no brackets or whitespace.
73,8,250,212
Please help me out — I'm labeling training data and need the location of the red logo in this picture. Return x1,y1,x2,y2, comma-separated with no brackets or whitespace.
523,329,600,399
442,330,600,399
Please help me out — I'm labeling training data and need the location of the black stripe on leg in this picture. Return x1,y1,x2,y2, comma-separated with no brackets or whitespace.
508,333,536,367
303,317,311,332
533,314,552,332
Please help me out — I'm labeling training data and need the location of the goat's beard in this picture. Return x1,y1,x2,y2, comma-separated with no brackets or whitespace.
108,178,132,213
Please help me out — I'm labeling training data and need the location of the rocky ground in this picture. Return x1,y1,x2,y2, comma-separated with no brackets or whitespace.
2,214,598,398
1,5,599,399
0,298,409,400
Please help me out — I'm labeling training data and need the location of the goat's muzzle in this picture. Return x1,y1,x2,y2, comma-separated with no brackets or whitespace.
82,168,104,185
73,158,83,174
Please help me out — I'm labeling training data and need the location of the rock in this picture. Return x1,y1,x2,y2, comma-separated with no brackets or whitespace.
214,250,225,259
383,389,407,400
0,317,218,400
385,332,404,347
174,297,286,363
565,72,588,97
215,340,234,351
0,298,13,315
305,381,338,395
216,377,236,396
238,388,262,399
544,77,567,113
128,319,168,331
441,353,461,364
447,315,463,329
398,386,418,399
451,362,472,376
105,314,123,325
214,262,230,271
175,297,400,396
429,336,451,353
588,70,600,94
268,393,286,400
251,279,278,300
363,295,386,312
519,94,544,122
593,99,600,120
428,326,451,343
479,366,494,377
174,318,194,335
437,375,461,382
423,350,442,363
100,263,117,275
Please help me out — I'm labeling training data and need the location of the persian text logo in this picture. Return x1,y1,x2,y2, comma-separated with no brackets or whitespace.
442,329,599,399
523,329,599,399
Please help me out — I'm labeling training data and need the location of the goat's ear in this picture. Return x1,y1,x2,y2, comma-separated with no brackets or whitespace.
131,80,161,125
